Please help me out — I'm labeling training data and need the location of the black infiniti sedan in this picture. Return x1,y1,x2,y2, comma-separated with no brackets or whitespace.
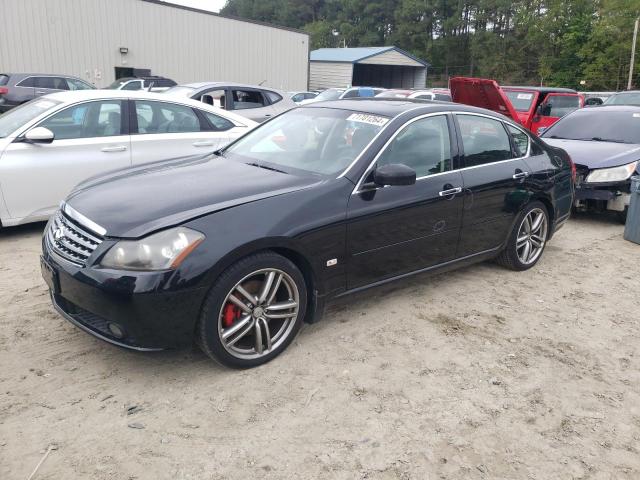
41,100,574,368
542,105,640,223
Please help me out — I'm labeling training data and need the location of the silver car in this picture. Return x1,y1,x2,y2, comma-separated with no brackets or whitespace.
165,82,296,122
0,90,256,227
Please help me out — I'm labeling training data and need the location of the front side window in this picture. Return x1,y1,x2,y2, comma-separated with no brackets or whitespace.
540,95,580,118
0,98,62,138
200,89,226,109
506,124,530,157
38,100,123,139
458,115,512,167
122,80,143,91
66,78,93,90
377,115,452,178
134,101,201,134
232,90,266,110
223,108,387,176
342,89,360,99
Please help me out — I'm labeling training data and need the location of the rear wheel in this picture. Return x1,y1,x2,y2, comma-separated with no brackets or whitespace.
496,201,549,271
197,252,307,368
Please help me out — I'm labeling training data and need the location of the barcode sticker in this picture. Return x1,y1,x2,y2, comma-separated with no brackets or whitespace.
517,93,533,100
347,113,389,127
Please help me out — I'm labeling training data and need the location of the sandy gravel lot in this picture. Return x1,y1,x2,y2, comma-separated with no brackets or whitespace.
1,214,639,479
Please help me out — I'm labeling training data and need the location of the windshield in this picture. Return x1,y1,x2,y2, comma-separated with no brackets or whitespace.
0,98,62,138
222,107,388,176
504,90,535,112
163,85,197,97
604,92,640,106
314,89,344,102
542,110,640,144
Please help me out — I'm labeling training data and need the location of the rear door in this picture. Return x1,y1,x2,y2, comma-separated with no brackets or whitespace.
530,93,583,135
130,99,234,164
454,113,531,257
34,76,69,98
347,114,464,288
228,88,275,122
0,99,131,220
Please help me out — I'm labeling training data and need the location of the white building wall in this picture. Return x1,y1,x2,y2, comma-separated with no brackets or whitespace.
0,0,309,90
309,62,354,90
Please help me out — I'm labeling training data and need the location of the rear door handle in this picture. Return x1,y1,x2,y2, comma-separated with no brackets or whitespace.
193,141,214,147
513,171,530,179
438,187,462,197
101,146,127,152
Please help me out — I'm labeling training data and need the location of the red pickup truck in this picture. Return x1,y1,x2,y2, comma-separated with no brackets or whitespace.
450,77,584,135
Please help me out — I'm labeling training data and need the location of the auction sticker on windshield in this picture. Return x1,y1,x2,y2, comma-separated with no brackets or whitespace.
347,113,389,127
517,93,533,100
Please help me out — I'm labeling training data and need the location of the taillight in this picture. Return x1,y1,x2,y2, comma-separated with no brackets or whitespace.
0,87,8,95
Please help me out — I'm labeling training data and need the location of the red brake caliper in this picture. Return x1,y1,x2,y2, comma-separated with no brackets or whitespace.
222,303,242,328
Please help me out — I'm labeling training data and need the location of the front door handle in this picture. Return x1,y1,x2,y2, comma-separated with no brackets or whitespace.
438,186,462,197
35,90,47,95
513,171,530,180
101,146,127,152
193,141,215,147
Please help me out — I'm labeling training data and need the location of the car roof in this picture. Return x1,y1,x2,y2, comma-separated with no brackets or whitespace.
574,105,640,112
4,73,86,79
503,86,577,94
179,82,282,92
303,98,512,120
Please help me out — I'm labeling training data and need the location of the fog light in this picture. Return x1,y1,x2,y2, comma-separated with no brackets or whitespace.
107,323,125,339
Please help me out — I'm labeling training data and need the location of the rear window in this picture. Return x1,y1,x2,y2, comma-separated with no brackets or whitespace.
604,92,640,106
505,90,535,112
0,75,9,86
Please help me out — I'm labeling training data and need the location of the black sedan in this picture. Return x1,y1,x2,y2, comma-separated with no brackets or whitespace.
41,100,574,368
542,105,640,223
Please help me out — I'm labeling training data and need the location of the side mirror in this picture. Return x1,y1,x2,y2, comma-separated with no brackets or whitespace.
24,127,55,144
373,163,416,187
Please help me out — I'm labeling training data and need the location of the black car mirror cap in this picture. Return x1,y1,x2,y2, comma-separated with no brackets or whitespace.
373,163,416,187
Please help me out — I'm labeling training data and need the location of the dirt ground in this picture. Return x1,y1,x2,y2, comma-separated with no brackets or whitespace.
1,213,639,480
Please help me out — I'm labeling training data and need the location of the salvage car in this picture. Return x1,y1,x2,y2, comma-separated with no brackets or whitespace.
165,82,296,123
376,89,451,101
106,76,177,92
0,90,256,227
41,99,574,368
603,90,640,106
300,87,386,105
542,105,640,222
450,77,583,135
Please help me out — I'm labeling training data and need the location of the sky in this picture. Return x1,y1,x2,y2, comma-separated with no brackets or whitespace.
163,0,226,13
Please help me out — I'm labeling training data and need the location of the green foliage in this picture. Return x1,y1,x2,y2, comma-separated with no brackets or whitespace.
220,0,640,89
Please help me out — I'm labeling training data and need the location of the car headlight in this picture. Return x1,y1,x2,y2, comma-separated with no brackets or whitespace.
585,161,638,183
100,227,204,271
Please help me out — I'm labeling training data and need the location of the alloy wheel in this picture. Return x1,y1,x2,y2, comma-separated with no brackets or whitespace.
516,208,548,265
218,268,300,360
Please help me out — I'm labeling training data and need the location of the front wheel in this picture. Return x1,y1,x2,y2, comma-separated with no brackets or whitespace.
197,252,307,368
496,201,549,271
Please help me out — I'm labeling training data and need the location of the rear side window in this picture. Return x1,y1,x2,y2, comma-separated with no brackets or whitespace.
341,89,360,99
122,80,143,91
16,77,36,87
232,89,267,110
203,111,234,132
135,100,202,134
264,90,282,104
66,78,93,90
35,77,69,90
0,75,9,86
458,115,512,167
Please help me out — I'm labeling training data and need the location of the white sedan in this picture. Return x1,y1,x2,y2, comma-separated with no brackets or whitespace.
0,90,256,227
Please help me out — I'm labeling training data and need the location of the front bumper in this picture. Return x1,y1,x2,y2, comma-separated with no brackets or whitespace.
574,175,632,212
41,248,208,351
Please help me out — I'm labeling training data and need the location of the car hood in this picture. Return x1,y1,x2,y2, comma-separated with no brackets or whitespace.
542,138,640,169
66,155,322,238
449,77,520,123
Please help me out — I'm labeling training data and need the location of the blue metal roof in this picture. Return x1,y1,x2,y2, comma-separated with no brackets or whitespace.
310,46,430,67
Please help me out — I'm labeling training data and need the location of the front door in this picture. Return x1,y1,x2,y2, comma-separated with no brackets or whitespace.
531,93,583,135
346,114,464,288
454,113,531,257
228,88,276,123
0,100,131,221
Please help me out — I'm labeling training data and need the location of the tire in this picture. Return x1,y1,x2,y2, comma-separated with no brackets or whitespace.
496,201,550,271
197,251,307,368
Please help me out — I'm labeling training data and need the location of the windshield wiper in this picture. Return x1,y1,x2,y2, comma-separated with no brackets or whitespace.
246,162,289,174
579,137,630,144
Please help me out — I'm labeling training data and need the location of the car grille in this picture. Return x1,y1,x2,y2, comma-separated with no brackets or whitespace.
46,210,103,266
